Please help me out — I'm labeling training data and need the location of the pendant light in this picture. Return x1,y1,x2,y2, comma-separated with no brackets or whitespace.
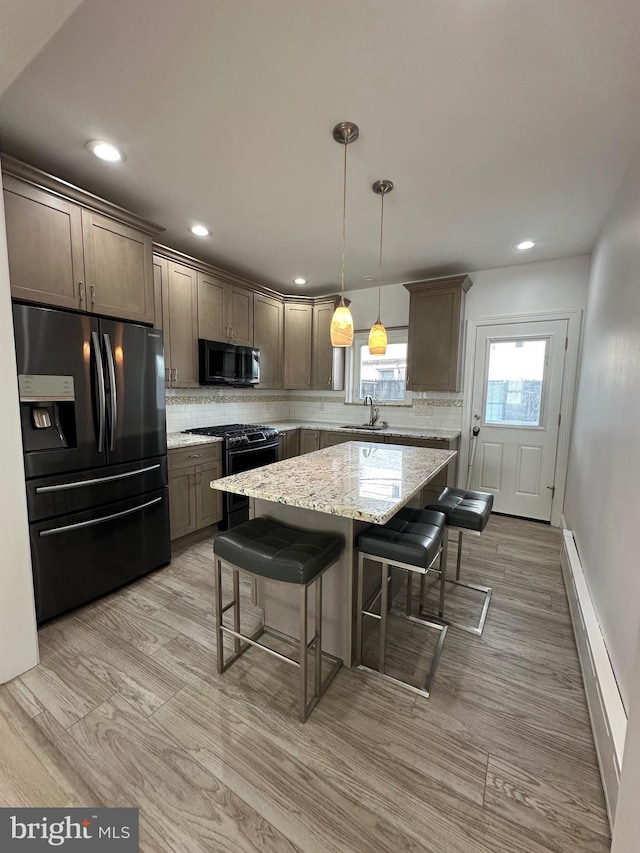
330,122,359,347
368,179,393,355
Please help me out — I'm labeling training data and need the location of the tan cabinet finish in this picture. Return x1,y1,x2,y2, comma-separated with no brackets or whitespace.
320,430,384,448
3,176,85,310
278,429,300,460
168,443,222,540
299,429,320,455
198,273,253,346
383,434,459,504
81,210,154,324
284,302,313,389
2,164,160,324
155,255,198,388
312,299,338,390
405,275,472,392
253,293,284,389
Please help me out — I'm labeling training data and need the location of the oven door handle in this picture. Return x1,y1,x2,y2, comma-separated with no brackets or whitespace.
228,442,279,457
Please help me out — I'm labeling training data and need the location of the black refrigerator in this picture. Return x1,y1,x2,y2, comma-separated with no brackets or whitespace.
13,303,171,624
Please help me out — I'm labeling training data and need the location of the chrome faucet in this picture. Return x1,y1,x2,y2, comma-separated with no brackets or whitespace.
363,395,378,426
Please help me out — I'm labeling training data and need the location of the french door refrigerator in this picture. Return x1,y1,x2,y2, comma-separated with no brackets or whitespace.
13,303,170,623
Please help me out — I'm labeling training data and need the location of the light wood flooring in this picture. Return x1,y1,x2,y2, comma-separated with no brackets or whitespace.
0,515,610,852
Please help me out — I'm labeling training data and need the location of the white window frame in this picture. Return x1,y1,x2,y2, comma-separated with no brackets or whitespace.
345,328,413,406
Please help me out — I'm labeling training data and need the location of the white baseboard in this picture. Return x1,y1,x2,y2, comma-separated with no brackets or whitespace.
561,529,627,827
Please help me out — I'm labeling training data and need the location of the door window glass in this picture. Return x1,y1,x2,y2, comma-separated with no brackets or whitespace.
484,338,547,426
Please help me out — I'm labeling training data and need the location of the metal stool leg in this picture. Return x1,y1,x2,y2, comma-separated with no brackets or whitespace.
215,557,225,674
405,571,413,615
439,533,448,620
299,584,308,723
356,552,365,666
233,568,241,656
456,530,463,580
315,576,322,697
379,562,389,676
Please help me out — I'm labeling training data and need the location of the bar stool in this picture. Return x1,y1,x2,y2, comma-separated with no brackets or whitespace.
356,507,448,698
214,517,343,722
425,487,493,636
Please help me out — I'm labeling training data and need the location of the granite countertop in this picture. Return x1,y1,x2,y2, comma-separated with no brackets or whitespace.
269,421,461,441
167,433,224,450
212,441,456,524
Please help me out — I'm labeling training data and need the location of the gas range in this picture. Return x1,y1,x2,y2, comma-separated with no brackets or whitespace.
183,423,279,449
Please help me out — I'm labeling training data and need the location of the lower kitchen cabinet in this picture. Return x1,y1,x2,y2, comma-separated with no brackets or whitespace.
278,429,300,460
384,435,459,504
299,429,320,454
168,443,223,540
320,430,384,448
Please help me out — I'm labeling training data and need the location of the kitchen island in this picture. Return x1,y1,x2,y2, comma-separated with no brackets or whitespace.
212,441,456,665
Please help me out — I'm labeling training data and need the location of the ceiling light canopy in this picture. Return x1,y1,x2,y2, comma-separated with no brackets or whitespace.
190,224,210,237
368,179,393,355
87,140,125,162
517,240,535,250
330,121,359,347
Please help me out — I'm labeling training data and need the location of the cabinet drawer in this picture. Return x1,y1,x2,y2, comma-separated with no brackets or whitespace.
168,443,221,471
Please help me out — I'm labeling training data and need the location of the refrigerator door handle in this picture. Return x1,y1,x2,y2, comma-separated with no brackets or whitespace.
103,332,118,452
35,463,162,493
91,331,106,452
39,496,163,537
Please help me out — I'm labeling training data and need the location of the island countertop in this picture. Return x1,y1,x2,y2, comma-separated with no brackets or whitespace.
212,441,456,525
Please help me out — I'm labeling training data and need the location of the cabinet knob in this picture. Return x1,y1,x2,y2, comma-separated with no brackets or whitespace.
89,284,96,305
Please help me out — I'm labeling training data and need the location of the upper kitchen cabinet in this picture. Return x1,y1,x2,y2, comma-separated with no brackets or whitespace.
2,175,85,311
2,156,163,324
283,301,313,389
312,297,345,391
404,275,472,392
198,273,253,346
253,292,284,389
154,253,199,388
81,211,154,324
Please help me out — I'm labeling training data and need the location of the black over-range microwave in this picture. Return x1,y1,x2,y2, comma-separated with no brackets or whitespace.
198,338,260,386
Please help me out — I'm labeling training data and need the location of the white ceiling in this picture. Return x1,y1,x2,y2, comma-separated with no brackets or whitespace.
1,0,640,295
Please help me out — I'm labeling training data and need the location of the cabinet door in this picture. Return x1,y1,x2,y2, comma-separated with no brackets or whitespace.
228,285,253,346
286,429,300,458
198,272,227,341
167,261,199,387
169,468,197,540
81,210,154,324
284,303,312,389
254,293,283,389
405,278,470,392
299,429,320,454
3,176,85,310
196,461,223,528
153,256,171,387
312,301,336,389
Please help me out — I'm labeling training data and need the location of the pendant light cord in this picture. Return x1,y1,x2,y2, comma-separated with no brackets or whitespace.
377,189,385,323
340,138,348,306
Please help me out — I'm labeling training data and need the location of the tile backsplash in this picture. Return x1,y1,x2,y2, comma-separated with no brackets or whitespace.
166,387,463,433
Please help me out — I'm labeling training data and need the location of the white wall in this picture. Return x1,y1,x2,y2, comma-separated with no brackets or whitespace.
0,169,39,682
564,145,640,714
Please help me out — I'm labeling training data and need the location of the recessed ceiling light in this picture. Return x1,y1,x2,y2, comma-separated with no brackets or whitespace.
363,276,375,281
190,224,210,237
293,278,307,285
516,240,535,250
87,140,125,162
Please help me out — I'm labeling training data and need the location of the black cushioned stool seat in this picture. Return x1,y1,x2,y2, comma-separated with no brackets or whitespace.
355,507,448,699
214,518,343,723
424,487,494,636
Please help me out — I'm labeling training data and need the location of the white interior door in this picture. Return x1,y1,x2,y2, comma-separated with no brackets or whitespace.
469,319,568,520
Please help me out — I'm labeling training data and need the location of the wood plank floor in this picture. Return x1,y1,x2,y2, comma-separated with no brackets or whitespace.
0,515,610,852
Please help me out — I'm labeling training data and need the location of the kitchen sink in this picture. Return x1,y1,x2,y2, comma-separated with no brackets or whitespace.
339,423,388,431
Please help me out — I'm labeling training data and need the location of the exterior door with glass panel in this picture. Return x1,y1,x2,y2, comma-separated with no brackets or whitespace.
469,320,567,520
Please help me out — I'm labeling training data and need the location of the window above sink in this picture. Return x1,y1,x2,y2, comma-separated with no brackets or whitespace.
345,328,413,406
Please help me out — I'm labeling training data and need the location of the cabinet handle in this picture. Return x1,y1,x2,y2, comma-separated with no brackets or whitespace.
196,472,202,485
171,368,177,382
165,367,170,382
188,453,203,458
78,282,85,303
190,473,196,485
90,284,96,305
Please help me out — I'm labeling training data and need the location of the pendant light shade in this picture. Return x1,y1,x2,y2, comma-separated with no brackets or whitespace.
330,122,359,347
368,179,393,355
